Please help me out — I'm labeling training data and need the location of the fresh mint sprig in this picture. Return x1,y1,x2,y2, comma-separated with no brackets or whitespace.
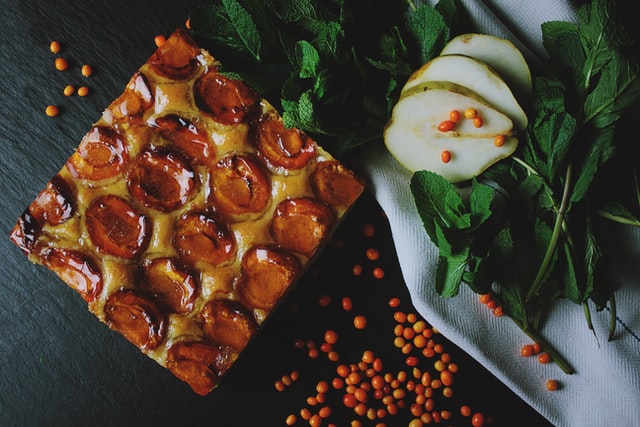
189,0,467,157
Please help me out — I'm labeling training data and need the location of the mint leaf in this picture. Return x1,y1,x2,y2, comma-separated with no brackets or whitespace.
221,0,262,60
584,50,640,128
571,125,615,202
405,5,449,65
469,179,494,230
411,171,468,238
435,251,468,297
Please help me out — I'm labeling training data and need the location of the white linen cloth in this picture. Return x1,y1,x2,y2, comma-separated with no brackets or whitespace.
357,1,640,426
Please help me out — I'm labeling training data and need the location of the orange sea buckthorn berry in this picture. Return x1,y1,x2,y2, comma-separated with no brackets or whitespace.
352,264,363,276
324,330,339,345
471,412,486,427
521,344,534,357
479,294,492,304
473,116,484,128
538,352,551,364
493,306,504,317
185,18,192,29
546,379,559,391
460,405,472,417
81,64,93,77
532,342,542,354
437,120,456,132
440,370,454,387
45,105,59,117
366,248,380,261
49,40,61,53
63,85,75,96
341,296,353,311
449,109,461,123
77,86,90,97
388,297,400,308
353,315,367,329
154,34,167,47
441,150,452,164
373,267,385,279
406,356,419,367
54,57,68,71
285,414,297,425
494,134,505,147
309,414,322,426
362,223,375,237
318,294,331,307
464,108,477,119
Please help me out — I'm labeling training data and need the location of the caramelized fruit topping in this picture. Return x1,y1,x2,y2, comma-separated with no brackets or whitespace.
148,29,202,80
237,245,301,310
194,71,261,125
154,114,214,164
173,211,236,267
104,289,166,351
110,71,153,119
140,257,198,314
254,115,316,170
166,340,232,396
9,211,40,255
210,154,270,220
311,160,365,208
66,126,128,181
269,197,335,257
41,248,103,302
127,149,196,212
85,195,150,259
201,299,257,352
29,175,75,226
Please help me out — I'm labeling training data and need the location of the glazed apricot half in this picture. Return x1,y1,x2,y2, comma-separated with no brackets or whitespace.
201,299,257,353
41,248,102,302
140,257,198,314
104,289,166,351
237,245,301,310
29,174,75,227
311,160,364,208
269,197,335,257
254,115,316,170
66,126,128,181
173,211,236,267
110,71,154,119
209,154,270,221
154,114,214,165
194,71,261,125
148,28,202,80
85,195,150,259
127,149,196,212
166,340,232,396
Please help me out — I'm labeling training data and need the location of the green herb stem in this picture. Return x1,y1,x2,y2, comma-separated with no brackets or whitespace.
527,163,574,300
608,293,617,341
520,324,576,374
595,209,640,226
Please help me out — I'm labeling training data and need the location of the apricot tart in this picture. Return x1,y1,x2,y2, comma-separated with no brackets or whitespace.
10,29,364,396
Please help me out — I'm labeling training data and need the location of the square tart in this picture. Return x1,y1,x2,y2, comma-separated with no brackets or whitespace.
10,29,364,396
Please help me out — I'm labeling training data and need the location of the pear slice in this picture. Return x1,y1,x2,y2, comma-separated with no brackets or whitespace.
440,33,532,103
384,81,518,183
401,54,528,133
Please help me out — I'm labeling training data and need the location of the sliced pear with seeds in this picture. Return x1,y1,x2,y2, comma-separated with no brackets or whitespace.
440,33,532,103
384,81,518,183
401,54,528,133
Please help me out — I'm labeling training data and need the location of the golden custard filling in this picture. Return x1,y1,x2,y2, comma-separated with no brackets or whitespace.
10,29,363,396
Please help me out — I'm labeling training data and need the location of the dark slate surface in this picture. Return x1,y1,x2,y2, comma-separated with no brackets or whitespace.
0,1,553,426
